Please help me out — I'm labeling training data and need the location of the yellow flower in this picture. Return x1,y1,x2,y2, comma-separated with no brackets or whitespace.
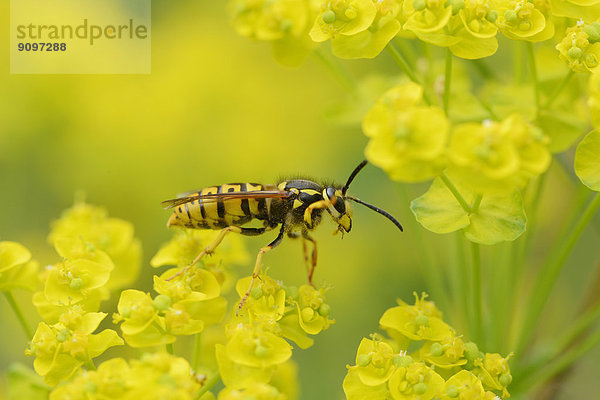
363,83,449,182
0,241,38,292
387,361,445,400
225,324,293,368
310,0,378,41
556,23,600,73
352,338,397,385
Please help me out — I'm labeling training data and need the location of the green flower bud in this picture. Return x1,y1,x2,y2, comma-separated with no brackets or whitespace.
413,0,427,11
464,342,481,360
357,353,372,367
499,372,513,386
415,312,429,326
584,22,600,43
70,277,83,290
393,354,414,367
486,9,498,22
430,342,444,357
568,46,583,59
504,10,518,24
153,294,172,311
318,303,331,317
254,344,269,358
413,382,427,395
446,384,459,398
250,286,263,299
322,10,336,24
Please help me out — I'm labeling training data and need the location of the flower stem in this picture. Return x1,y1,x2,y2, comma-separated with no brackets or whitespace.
470,241,483,343
3,291,33,338
515,192,600,355
440,173,472,213
192,333,202,371
314,47,358,96
443,49,452,116
542,70,575,110
526,42,540,110
386,43,432,105
196,372,221,399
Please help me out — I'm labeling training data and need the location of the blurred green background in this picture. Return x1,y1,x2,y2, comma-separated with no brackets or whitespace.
2,2,600,399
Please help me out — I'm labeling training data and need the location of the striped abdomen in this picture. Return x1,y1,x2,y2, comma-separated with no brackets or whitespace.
167,183,275,230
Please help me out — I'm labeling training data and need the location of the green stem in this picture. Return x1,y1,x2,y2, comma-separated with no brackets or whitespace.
166,342,174,355
314,47,358,96
196,372,221,399
193,333,202,371
526,42,540,110
515,192,600,355
386,43,432,105
3,291,33,338
443,49,452,116
470,241,483,344
453,233,470,332
542,70,575,110
440,173,472,213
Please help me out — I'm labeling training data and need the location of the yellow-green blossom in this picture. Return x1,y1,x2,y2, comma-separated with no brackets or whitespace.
225,324,293,369
472,353,513,398
419,333,468,368
48,201,141,291
0,241,38,292
363,82,449,182
439,370,487,399
494,0,549,41
556,22,600,73
310,0,378,41
387,360,445,400
379,293,452,342
26,311,123,386
352,338,397,385
218,382,287,400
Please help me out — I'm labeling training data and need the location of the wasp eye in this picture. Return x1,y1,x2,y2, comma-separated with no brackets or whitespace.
325,187,336,201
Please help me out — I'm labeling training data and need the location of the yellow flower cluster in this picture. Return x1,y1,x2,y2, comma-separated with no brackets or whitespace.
344,293,512,399
48,353,208,400
216,273,334,398
0,241,38,292
26,201,142,386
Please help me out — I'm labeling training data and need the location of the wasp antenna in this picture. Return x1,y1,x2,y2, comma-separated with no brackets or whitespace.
347,196,403,232
342,160,368,195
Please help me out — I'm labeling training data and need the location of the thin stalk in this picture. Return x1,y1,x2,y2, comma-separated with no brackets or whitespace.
192,333,202,371
440,173,472,213
313,47,358,96
526,42,540,110
196,372,221,399
470,241,483,344
443,49,452,116
453,233,470,332
4,291,33,338
542,70,575,110
515,192,600,355
386,43,433,105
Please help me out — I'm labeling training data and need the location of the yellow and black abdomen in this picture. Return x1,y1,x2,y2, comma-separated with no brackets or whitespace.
167,183,273,230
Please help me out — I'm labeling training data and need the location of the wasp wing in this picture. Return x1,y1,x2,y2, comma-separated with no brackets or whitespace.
161,190,292,210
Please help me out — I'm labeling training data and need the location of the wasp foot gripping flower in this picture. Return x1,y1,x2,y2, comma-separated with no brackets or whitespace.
26,309,123,386
557,21,600,73
0,241,38,292
48,201,141,291
363,82,449,182
49,353,206,400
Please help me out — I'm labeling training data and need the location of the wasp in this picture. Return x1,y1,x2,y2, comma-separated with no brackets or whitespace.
161,160,403,309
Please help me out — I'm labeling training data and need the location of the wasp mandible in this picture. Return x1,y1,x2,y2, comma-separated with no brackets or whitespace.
162,160,403,309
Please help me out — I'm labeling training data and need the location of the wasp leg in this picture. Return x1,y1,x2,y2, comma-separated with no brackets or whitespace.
302,230,318,285
238,224,287,311
303,200,329,228
167,226,267,281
